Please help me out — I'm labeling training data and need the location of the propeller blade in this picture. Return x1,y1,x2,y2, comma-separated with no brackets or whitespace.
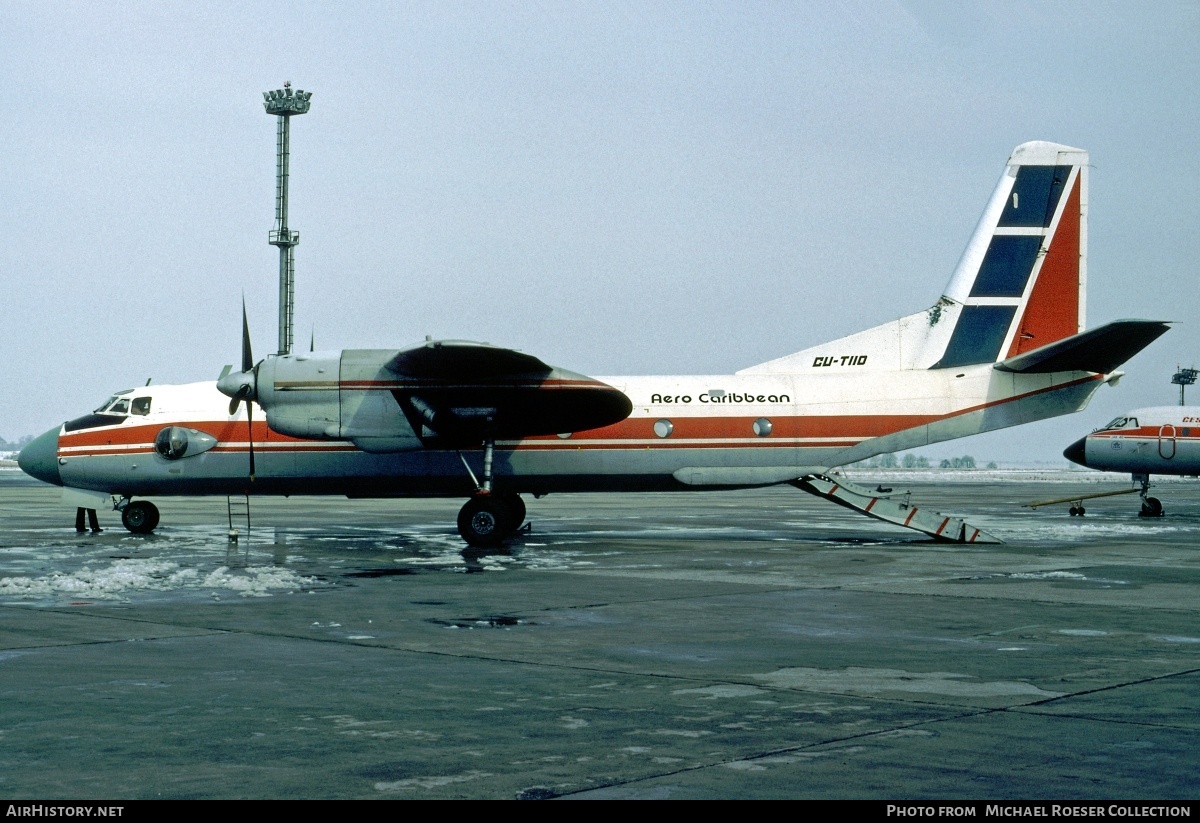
241,299,254,374
246,398,256,481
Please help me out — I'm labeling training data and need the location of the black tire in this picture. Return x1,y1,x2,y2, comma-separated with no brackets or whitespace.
122,501,160,534
494,492,526,532
457,496,508,547
1069,506,1079,516
1077,507,1085,516
1140,497,1163,518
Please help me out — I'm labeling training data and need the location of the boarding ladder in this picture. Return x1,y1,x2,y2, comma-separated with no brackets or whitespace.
227,495,251,542
793,475,1002,543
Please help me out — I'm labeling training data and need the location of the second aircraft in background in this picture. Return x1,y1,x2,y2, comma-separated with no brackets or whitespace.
1063,406,1198,516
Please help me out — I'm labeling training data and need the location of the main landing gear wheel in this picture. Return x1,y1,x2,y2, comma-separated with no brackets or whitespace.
121,501,160,534
494,492,526,532
1068,505,1086,516
458,496,509,547
1140,496,1163,518
456,493,527,547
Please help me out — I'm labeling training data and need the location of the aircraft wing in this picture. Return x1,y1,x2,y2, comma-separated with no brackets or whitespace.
385,340,632,444
993,319,1170,374
388,339,553,378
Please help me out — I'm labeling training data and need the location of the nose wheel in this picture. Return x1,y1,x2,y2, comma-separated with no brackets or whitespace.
120,500,160,534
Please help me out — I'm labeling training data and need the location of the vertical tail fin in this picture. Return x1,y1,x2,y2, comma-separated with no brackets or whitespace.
930,141,1088,368
736,141,1090,377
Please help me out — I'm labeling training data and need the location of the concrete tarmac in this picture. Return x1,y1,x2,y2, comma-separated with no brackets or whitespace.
0,470,1198,799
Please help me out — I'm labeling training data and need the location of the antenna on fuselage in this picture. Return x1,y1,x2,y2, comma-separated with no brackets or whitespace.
263,81,312,356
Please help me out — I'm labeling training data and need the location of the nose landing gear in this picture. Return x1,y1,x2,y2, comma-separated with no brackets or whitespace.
1135,474,1164,518
119,499,160,534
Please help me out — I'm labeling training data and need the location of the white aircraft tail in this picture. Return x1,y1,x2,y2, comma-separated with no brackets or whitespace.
740,141,1091,376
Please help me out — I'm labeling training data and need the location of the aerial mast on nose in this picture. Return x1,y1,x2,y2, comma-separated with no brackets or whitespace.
263,81,312,356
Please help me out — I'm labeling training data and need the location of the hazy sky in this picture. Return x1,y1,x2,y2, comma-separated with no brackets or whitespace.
3,1,1197,462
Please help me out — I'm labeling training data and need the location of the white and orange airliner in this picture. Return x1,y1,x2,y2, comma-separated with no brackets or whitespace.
1062,407,1199,516
20,141,1168,544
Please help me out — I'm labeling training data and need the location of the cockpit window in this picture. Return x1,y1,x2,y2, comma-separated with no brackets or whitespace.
131,397,151,416
93,395,119,414
93,391,135,415
1100,416,1138,431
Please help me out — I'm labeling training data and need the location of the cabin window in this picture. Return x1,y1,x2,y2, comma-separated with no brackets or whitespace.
653,419,673,438
753,418,773,437
131,397,151,416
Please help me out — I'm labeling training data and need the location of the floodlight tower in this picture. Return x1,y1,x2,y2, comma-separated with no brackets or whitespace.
263,82,312,356
1171,366,1197,405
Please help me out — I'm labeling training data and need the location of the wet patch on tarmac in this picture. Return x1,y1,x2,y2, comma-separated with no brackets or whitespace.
965,570,1133,589
752,666,1066,699
343,568,420,578
428,614,532,629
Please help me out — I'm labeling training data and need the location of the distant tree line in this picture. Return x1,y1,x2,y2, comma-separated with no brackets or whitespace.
854,453,997,469
0,434,33,450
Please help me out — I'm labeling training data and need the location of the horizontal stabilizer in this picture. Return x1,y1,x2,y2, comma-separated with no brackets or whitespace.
993,319,1170,374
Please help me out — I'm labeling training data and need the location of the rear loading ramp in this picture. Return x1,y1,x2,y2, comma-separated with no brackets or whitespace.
793,475,1002,543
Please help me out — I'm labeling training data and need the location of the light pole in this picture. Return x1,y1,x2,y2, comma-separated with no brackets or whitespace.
263,82,312,356
1171,367,1197,406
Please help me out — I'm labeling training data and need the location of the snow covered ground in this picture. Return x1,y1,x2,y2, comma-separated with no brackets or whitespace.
2,466,1196,607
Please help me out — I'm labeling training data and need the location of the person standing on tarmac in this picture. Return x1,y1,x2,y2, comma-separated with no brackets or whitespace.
74,507,101,532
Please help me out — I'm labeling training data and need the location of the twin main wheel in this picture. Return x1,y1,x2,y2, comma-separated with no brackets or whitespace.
457,493,526,547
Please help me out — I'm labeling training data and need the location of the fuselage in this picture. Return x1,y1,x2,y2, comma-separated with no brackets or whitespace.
1064,407,1200,476
20,357,1108,500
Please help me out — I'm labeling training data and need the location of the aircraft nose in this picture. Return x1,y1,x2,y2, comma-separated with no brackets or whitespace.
1063,436,1089,468
17,427,63,486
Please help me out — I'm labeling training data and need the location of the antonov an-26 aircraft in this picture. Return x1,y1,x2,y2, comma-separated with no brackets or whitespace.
19,141,1169,545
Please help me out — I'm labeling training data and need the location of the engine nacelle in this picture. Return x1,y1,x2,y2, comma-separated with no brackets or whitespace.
256,351,423,451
